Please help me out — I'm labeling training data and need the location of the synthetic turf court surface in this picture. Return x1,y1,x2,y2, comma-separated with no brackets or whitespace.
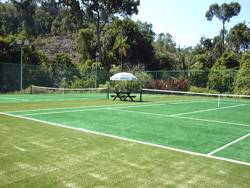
1,93,250,165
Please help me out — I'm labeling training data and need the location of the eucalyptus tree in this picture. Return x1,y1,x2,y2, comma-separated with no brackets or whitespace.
205,2,241,53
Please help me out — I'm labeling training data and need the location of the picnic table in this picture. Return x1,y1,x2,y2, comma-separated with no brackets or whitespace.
111,91,136,101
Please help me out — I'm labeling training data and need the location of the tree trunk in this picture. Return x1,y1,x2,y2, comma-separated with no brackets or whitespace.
120,53,123,71
95,0,101,63
222,20,225,53
96,14,101,63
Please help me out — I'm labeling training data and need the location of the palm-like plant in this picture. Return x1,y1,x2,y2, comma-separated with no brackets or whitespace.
113,35,129,71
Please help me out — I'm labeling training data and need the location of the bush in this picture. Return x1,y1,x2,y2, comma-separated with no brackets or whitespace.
108,66,153,92
207,54,234,93
51,53,78,87
189,86,218,94
207,64,231,93
189,70,209,88
189,54,210,87
109,80,140,92
145,79,189,91
233,52,250,95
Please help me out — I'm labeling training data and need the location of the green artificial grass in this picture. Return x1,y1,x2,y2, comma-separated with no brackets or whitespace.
0,115,250,188
8,98,250,159
215,136,250,163
1,93,250,187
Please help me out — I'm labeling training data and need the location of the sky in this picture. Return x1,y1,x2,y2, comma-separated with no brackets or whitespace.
132,0,250,47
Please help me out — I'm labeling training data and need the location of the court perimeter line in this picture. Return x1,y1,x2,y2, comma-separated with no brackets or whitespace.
13,103,165,116
110,108,250,128
6,99,209,114
6,103,151,114
0,97,28,102
171,104,246,116
207,133,250,156
8,100,210,116
9,100,236,117
0,111,250,167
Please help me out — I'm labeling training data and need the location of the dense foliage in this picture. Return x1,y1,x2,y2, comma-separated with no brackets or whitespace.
233,52,250,94
0,1,249,94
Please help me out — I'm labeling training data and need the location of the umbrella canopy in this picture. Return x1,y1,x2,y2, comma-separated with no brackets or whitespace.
110,72,137,81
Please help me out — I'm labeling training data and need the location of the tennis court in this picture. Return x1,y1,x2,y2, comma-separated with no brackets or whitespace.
1,90,250,166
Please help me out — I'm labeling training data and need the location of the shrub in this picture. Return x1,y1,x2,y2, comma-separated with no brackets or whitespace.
233,52,250,95
109,66,153,92
208,55,234,93
189,86,218,94
145,79,189,91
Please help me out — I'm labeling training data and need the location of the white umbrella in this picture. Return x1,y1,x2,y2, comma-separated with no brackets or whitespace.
110,72,137,81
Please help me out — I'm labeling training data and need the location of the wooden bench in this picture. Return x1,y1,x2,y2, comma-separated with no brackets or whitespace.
111,92,136,101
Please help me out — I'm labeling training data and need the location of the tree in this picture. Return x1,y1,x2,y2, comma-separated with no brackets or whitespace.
61,0,139,63
113,34,129,71
233,52,250,94
207,51,239,92
205,2,241,53
34,8,53,35
76,27,96,62
153,33,177,70
0,2,21,35
208,63,230,92
50,53,77,87
227,22,250,53
12,0,37,36
102,18,155,69
189,54,210,88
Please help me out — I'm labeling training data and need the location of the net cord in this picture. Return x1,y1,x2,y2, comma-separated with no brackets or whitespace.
31,85,108,92
142,89,250,99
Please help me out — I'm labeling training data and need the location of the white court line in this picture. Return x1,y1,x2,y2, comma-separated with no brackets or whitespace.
12,99,215,116
16,102,206,116
23,108,110,116
172,116,250,128
18,103,250,128
7,103,149,113
171,104,246,116
15,103,165,116
6,99,210,114
207,133,250,156
109,108,250,128
0,111,250,167
0,97,28,102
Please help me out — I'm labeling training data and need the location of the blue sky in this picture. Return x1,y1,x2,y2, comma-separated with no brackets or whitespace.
132,0,250,47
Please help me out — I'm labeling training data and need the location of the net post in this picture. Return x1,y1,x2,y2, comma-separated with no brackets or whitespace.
30,85,33,94
107,86,110,100
217,94,221,108
140,89,142,102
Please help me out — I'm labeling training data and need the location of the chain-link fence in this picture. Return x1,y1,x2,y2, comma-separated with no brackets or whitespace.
0,62,241,93
0,62,111,93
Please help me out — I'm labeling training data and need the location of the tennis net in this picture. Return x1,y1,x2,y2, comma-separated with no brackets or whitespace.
141,88,250,107
31,85,109,99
